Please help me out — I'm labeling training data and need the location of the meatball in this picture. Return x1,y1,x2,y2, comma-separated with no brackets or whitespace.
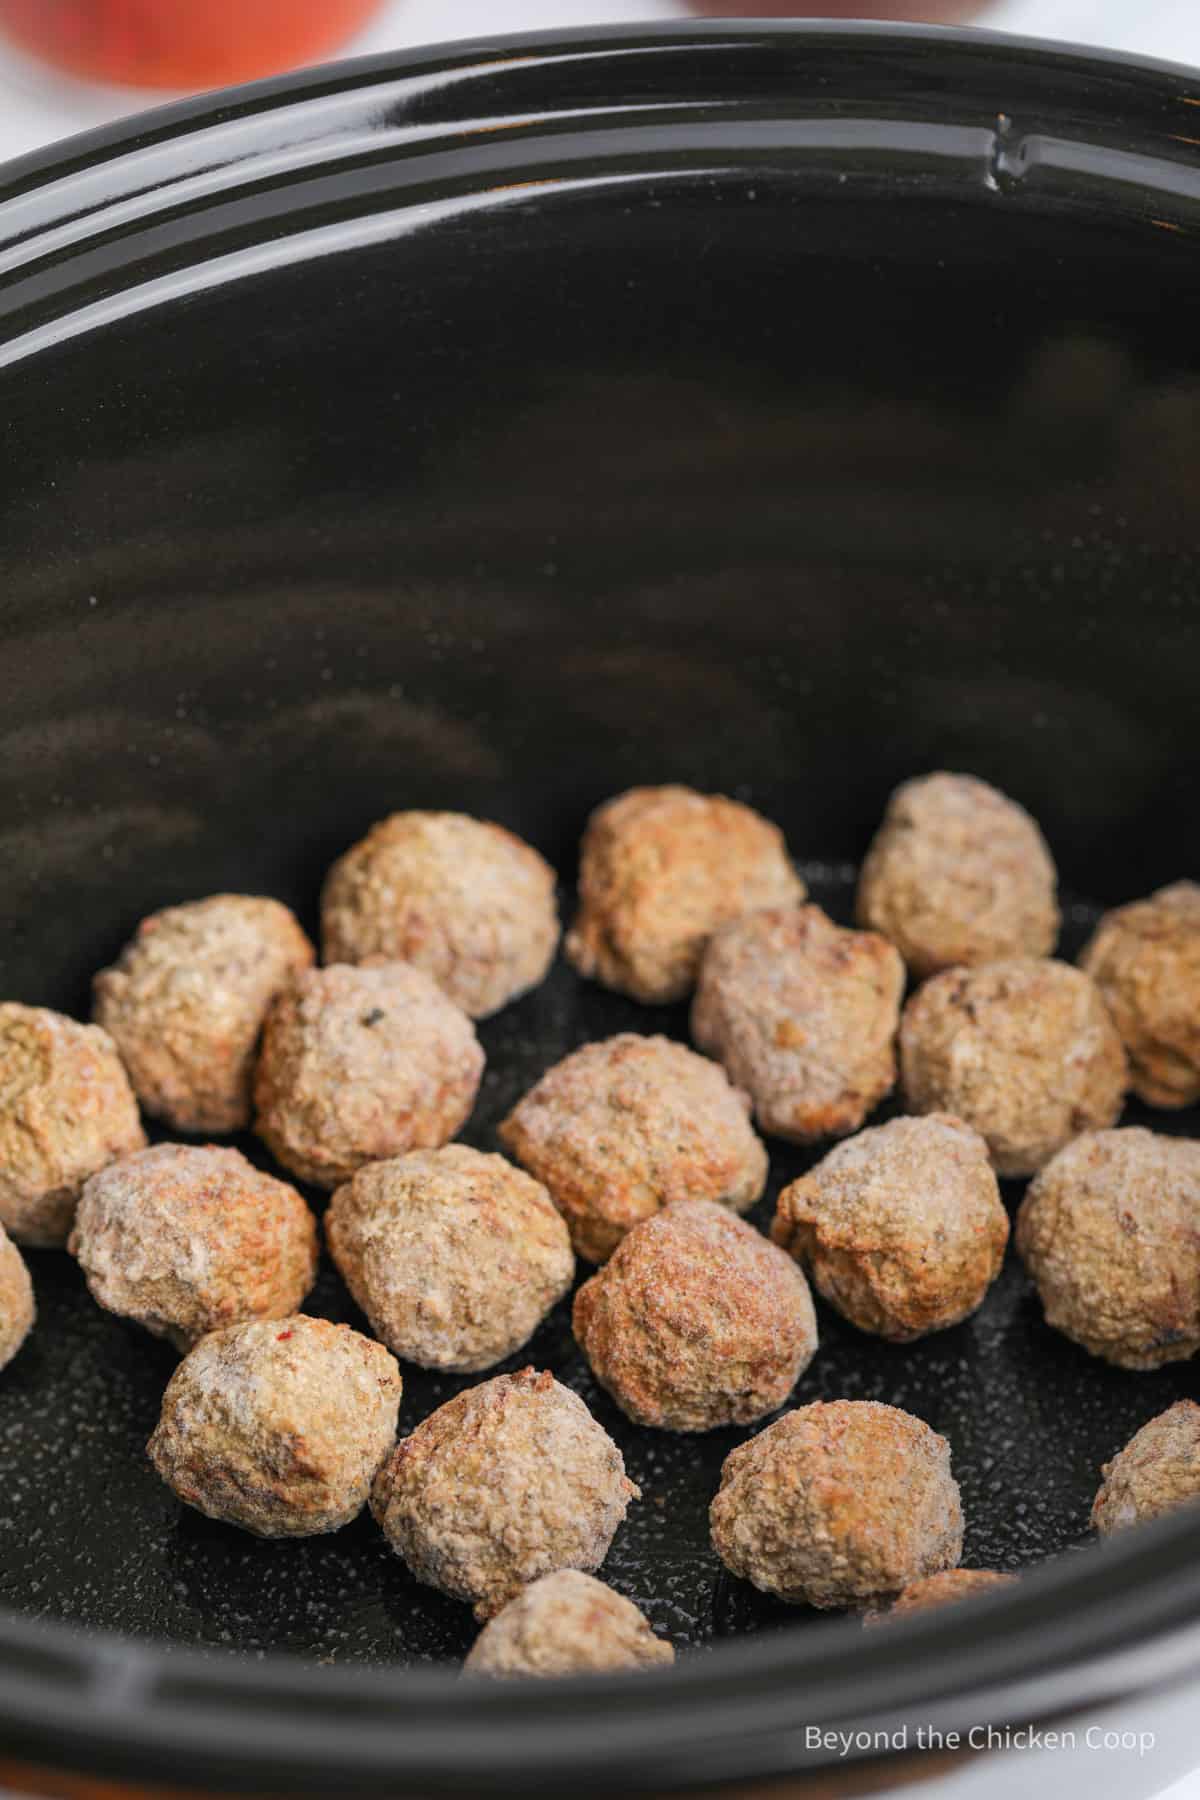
1092,1402,1200,1535
321,812,559,1019
1016,1129,1200,1370
464,1571,673,1678
856,772,1059,980
710,1399,963,1610
326,1147,574,1373
148,1314,401,1537
1079,881,1200,1109
498,1033,767,1262
0,1004,146,1247
93,894,314,1133
70,1143,318,1351
867,1569,1017,1624
371,1368,638,1619
0,1225,34,1373
691,905,904,1143
772,1115,1008,1342
565,786,805,1004
573,1200,817,1432
254,962,484,1189
899,958,1127,1177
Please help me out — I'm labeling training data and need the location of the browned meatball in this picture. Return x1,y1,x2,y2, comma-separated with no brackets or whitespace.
148,1315,401,1537
326,1147,574,1373
498,1033,767,1262
565,786,805,1003
0,1225,34,1373
573,1200,817,1432
1079,882,1200,1109
1092,1402,1200,1535
0,1004,146,1247
691,905,904,1143
70,1143,318,1351
710,1400,963,1610
254,963,484,1189
857,772,1059,980
321,812,559,1019
464,1571,674,1678
93,895,314,1133
1016,1129,1200,1370
371,1368,638,1619
900,959,1127,1177
866,1569,1017,1624
772,1115,1008,1342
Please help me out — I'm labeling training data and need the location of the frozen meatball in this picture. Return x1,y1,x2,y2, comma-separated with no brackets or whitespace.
867,1569,1017,1624
321,812,559,1019
70,1143,318,1351
499,1033,767,1262
692,905,904,1143
254,963,484,1189
371,1368,637,1619
0,1004,146,1247
464,1571,674,1678
148,1315,401,1537
565,786,805,1004
1079,882,1200,1109
772,1115,1008,1341
857,772,1059,980
1092,1402,1200,1535
326,1147,574,1373
1017,1129,1200,1370
0,1225,34,1373
900,958,1127,1177
710,1400,963,1610
94,894,314,1133
573,1200,817,1432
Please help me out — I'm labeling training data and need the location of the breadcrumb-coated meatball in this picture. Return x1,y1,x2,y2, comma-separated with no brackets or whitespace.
1079,882,1200,1109
254,963,484,1189
464,1571,674,1677
371,1368,638,1619
692,905,904,1143
1092,1402,1200,1535
148,1315,401,1537
326,1147,574,1373
867,1569,1017,1624
70,1143,317,1351
498,1033,767,1262
772,1115,1008,1342
900,959,1127,1177
0,1004,146,1247
321,812,559,1019
857,773,1059,980
1016,1129,1200,1370
565,786,805,1004
573,1200,817,1432
93,895,314,1133
0,1225,34,1373
710,1400,963,1610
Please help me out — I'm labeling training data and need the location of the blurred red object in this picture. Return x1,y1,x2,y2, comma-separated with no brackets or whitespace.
0,0,386,89
688,2,981,17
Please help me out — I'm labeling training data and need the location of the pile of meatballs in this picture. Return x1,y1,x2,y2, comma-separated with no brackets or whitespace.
0,774,1198,1679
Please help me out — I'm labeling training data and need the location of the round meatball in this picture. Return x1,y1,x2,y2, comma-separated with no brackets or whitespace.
498,1033,767,1262
147,1315,401,1537
1079,881,1200,1109
900,959,1127,1177
0,1225,34,1373
321,812,559,1019
867,1569,1017,1625
1092,1402,1200,1535
573,1200,817,1432
565,786,805,1004
772,1115,1008,1341
326,1147,574,1373
254,962,484,1189
856,772,1059,980
70,1143,318,1351
371,1368,638,1619
1017,1129,1200,1370
692,905,904,1143
0,1004,146,1247
93,894,314,1133
464,1571,673,1678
